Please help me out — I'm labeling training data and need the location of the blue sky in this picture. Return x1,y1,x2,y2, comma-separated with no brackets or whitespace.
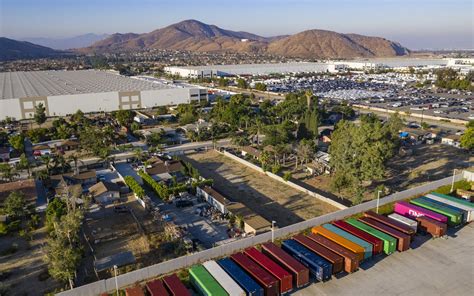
1,0,472,49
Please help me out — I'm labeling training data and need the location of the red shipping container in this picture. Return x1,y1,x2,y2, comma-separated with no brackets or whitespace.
363,211,416,237
125,286,144,296
146,279,169,296
332,220,383,255
293,234,344,274
231,252,280,296
416,215,447,237
359,217,411,252
162,274,191,296
261,242,309,288
245,247,293,293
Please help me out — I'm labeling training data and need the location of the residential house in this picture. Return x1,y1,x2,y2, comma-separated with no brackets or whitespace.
57,139,80,152
241,146,262,159
0,179,38,206
441,135,461,148
49,170,97,196
146,160,184,182
89,181,121,204
226,202,271,235
197,186,230,214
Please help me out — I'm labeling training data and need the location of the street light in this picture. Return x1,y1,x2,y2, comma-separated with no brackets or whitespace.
271,221,276,243
450,169,458,193
376,190,382,214
113,265,119,296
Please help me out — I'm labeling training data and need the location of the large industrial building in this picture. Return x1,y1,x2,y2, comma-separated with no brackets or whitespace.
0,70,207,120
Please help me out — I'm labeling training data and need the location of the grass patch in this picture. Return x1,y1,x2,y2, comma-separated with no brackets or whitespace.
434,180,472,195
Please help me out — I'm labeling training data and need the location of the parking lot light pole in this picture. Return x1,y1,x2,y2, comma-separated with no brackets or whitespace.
450,169,457,193
114,265,119,296
271,221,276,243
376,190,382,214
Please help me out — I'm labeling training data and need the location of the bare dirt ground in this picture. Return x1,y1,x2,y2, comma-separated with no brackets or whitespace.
0,225,62,295
183,150,338,227
296,144,473,203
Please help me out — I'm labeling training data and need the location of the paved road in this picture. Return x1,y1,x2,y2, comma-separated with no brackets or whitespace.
296,223,474,296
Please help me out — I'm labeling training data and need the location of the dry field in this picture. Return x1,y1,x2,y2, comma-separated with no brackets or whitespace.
183,150,338,227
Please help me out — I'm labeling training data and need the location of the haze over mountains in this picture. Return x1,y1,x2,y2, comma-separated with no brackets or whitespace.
0,37,61,61
82,20,410,59
22,33,110,50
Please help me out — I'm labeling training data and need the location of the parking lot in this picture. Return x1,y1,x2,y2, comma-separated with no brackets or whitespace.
296,223,474,296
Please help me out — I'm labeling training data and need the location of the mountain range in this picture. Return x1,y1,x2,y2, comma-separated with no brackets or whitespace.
22,33,110,50
81,20,410,58
0,37,61,61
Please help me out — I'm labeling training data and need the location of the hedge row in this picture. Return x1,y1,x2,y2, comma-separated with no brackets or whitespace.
124,176,145,198
138,170,169,200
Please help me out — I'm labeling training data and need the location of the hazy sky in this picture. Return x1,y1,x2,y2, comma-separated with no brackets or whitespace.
1,0,473,49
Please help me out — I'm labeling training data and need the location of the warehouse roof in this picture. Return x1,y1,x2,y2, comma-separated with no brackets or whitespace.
0,70,174,100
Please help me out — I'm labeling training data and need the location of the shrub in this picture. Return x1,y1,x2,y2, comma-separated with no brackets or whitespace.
271,164,281,174
283,171,292,181
6,220,21,232
137,170,169,200
124,176,145,198
435,180,471,195
0,223,7,236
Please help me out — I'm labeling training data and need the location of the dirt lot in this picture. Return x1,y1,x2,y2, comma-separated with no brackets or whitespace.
0,224,62,295
183,150,338,227
297,144,473,203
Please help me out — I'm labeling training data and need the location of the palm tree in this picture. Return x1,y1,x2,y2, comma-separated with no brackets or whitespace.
67,153,83,175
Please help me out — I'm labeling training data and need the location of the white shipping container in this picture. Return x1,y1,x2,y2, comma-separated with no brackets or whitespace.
388,213,418,232
425,194,473,223
202,260,245,296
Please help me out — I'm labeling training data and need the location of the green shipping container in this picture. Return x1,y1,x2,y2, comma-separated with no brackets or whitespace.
345,218,396,255
189,265,229,296
410,198,462,226
430,192,474,209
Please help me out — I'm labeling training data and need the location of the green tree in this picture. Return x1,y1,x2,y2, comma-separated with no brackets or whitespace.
18,153,30,177
34,103,47,126
254,82,267,91
8,134,25,152
460,127,474,151
0,163,18,182
3,191,26,218
236,78,248,89
113,109,135,127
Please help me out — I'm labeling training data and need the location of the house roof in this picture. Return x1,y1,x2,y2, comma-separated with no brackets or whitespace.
60,139,79,147
241,146,261,158
245,215,271,231
32,144,51,150
146,160,183,175
89,181,120,197
201,186,230,206
0,179,37,205
226,201,271,231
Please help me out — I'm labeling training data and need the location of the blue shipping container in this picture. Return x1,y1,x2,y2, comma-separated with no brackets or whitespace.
217,258,264,296
420,196,467,223
322,224,372,260
281,240,332,282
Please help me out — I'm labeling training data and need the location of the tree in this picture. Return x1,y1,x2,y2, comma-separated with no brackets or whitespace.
113,109,134,127
8,134,25,152
460,127,474,151
18,153,30,177
236,78,248,89
420,121,430,130
254,82,267,91
3,191,26,218
34,103,47,126
0,163,18,182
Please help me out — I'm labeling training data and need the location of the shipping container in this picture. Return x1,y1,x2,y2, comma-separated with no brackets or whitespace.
394,201,448,223
203,260,245,296
244,247,293,294
387,213,418,232
311,226,365,261
416,215,447,237
429,192,474,209
217,258,264,296
321,224,372,260
422,195,471,223
363,211,416,237
332,220,383,256
230,253,279,296
306,233,359,273
345,218,396,255
146,279,169,296
410,198,462,226
125,286,145,296
358,217,410,252
281,239,332,281
261,242,309,288
189,265,228,296
162,274,191,296
293,234,344,274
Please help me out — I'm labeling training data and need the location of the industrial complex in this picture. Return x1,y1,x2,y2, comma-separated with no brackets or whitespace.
0,70,207,120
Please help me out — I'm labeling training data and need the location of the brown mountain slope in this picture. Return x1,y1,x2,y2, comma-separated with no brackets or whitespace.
267,30,409,58
82,20,409,58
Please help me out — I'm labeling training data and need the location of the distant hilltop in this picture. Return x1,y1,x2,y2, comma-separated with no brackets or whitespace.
0,37,62,61
80,19,410,59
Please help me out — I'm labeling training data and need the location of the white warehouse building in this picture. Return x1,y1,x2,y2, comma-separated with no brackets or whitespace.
0,70,208,120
